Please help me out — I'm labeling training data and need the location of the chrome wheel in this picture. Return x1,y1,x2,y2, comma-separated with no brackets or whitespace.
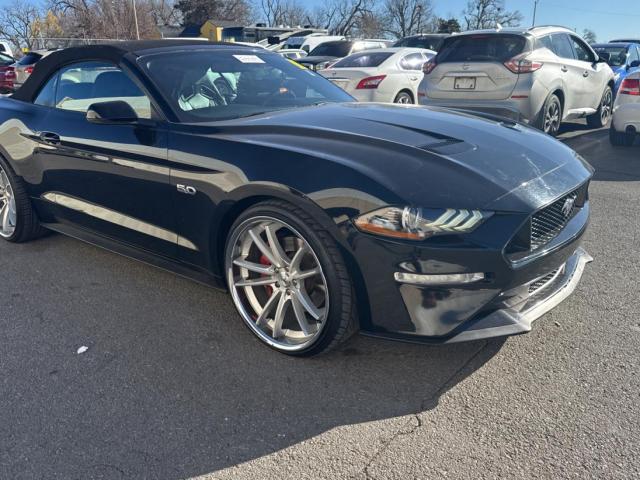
600,89,612,125
394,92,413,104
0,165,16,238
544,100,561,134
227,216,329,352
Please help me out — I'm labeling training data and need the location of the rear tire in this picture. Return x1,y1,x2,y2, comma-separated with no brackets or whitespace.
536,94,562,136
0,156,47,243
393,91,414,104
224,200,357,356
587,86,613,129
609,124,635,147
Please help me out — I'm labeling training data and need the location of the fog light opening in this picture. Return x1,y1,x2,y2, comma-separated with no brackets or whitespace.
394,272,486,286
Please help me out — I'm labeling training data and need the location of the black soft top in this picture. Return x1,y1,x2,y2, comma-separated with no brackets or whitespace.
12,40,251,102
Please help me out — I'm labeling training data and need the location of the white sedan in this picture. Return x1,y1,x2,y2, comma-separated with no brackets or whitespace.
318,48,435,104
610,71,640,146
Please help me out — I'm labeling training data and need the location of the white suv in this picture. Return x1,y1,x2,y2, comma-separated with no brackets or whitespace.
418,26,615,136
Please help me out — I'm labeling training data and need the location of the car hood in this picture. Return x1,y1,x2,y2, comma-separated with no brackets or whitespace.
189,103,593,212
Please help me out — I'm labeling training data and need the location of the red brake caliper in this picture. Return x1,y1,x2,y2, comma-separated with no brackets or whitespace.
259,255,273,296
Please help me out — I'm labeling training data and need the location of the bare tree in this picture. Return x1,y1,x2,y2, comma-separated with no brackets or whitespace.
173,0,254,26
358,9,386,37
462,0,522,30
0,0,42,50
383,0,435,38
48,0,160,40
150,0,182,27
260,0,310,27
311,0,376,36
582,28,597,44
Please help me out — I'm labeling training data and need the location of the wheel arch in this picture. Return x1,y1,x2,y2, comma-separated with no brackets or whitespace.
395,89,415,103
606,79,616,95
551,88,565,114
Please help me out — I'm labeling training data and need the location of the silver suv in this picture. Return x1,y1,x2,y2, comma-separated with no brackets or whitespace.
418,26,615,135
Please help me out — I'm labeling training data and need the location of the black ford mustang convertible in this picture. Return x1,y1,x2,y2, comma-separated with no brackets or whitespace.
0,41,593,356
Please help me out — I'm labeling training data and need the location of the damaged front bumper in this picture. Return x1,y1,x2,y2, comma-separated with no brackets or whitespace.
444,247,592,343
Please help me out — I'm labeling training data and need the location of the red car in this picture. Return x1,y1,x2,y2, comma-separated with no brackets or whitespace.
0,52,16,93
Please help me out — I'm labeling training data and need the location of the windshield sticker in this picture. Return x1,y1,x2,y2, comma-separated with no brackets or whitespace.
233,55,265,63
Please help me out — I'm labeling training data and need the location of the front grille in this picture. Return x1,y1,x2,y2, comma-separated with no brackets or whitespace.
528,266,563,294
530,190,580,251
505,183,589,262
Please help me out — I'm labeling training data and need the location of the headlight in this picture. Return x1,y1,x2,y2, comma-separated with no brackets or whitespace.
354,207,491,240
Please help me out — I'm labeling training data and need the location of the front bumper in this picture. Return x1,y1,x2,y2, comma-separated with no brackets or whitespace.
443,247,592,343
348,198,591,344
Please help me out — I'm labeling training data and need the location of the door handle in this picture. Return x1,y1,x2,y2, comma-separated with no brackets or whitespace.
39,132,61,145
583,71,590,77
561,66,568,73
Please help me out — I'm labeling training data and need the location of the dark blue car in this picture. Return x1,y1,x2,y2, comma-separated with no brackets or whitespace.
592,43,640,93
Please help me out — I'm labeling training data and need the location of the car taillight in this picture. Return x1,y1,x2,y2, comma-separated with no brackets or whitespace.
356,75,387,89
619,78,640,96
423,59,437,74
24,66,34,74
504,54,543,74
3,66,16,80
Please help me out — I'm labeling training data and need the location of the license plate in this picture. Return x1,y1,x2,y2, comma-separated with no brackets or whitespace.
454,77,476,90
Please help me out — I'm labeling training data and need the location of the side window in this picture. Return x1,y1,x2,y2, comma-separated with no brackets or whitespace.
551,34,575,60
629,47,640,64
570,37,594,62
537,35,554,52
399,53,425,70
54,61,152,119
34,75,58,107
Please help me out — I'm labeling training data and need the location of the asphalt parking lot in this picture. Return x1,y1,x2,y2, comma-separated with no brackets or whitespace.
1,123,639,480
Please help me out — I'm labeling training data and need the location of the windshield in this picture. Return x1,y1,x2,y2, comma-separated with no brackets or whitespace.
332,52,393,68
394,36,444,51
308,42,352,57
0,53,13,65
285,37,305,49
141,49,354,123
17,52,42,65
593,46,628,67
437,34,527,63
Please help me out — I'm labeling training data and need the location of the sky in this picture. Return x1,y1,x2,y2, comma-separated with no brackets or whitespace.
308,0,640,42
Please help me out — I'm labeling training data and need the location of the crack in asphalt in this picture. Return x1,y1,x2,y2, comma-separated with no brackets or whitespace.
359,341,490,480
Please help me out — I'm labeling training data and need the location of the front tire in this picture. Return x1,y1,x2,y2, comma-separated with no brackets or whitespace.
0,157,46,243
609,124,635,147
536,93,562,136
225,200,357,356
587,86,613,129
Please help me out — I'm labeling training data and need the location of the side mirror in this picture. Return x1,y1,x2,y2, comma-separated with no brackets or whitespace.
597,52,610,63
86,100,139,124
630,60,640,69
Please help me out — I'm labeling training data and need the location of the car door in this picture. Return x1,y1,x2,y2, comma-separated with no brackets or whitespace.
549,33,585,113
569,35,605,109
30,61,177,258
398,52,426,93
